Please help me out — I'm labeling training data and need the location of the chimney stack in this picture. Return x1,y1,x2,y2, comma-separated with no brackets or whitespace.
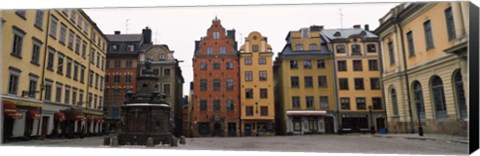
142,27,152,44
364,24,369,31
353,25,361,29
114,31,121,35
309,25,324,32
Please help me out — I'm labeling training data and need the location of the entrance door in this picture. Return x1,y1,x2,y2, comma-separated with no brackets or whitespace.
213,123,222,137
376,118,385,130
228,122,237,136
244,123,252,136
293,117,302,132
41,116,49,138
324,117,334,134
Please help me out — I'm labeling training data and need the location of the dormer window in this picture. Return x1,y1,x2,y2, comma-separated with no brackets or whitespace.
295,44,304,51
111,45,118,51
127,44,135,52
360,31,367,36
333,31,341,37
159,54,165,60
147,54,153,61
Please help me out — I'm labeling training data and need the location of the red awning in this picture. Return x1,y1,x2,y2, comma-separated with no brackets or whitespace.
5,112,23,119
63,109,85,121
54,112,65,121
87,117,94,123
286,110,328,116
2,100,17,113
28,110,41,120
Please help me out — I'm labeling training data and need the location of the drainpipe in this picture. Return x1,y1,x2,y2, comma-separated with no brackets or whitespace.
393,16,415,134
329,41,340,133
37,10,52,138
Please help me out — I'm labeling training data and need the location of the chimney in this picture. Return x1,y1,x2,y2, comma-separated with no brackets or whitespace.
114,31,121,35
227,29,237,50
142,27,152,44
309,25,324,32
353,25,361,29
364,24,369,31
195,41,200,52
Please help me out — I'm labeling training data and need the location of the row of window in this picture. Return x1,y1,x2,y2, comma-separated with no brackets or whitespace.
334,43,377,54
199,62,235,70
60,9,107,52
199,99,235,112
390,72,467,120
245,106,269,116
106,59,134,68
244,88,269,99
244,71,268,81
199,79,235,91
45,47,105,91
290,96,330,109
7,67,103,109
337,60,379,71
388,7,456,65
340,97,383,110
109,44,136,52
289,76,328,88
338,77,381,90
289,59,326,69
294,43,319,51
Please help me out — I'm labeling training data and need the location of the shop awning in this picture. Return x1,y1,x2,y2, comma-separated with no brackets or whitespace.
54,112,65,121
28,110,41,120
286,110,328,116
5,112,23,119
63,108,85,121
2,100,17,113
87,117,94,123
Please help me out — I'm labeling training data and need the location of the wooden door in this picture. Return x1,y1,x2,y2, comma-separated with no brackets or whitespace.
41,116,49,138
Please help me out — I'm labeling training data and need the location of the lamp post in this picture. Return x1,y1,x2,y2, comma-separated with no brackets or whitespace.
368,106,375,134
416,104,424,136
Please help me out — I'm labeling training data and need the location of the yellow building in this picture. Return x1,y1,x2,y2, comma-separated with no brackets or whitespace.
274,26,337,135
322,25,385,133
239,31,275,136
1,9,107,142
374,2,469,135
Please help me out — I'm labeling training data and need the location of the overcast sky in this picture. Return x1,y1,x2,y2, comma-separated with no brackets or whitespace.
83,3,399,96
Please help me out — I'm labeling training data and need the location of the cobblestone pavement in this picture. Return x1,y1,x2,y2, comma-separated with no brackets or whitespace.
2,134,469,155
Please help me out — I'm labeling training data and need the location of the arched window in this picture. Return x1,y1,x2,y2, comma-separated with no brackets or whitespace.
431,76,447,120
391,89,399,116
412,81,425,120
453,70,467,119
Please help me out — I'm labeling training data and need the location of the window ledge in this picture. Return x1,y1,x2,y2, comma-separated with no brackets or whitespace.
10,53,22,59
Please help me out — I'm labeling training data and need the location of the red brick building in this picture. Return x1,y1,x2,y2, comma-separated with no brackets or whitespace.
192,17,240,137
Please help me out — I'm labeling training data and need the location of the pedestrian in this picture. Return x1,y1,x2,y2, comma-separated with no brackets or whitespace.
80,125,85,139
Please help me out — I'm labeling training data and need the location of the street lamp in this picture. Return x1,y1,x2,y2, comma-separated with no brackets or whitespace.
416,105,424,136
368,106,375,134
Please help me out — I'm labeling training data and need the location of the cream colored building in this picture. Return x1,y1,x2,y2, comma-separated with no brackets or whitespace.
374,2,468,135
239,31,275,136
1,9,107,142
322,25,385,133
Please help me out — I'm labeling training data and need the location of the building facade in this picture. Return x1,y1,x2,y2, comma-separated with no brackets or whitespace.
192,17,240,137
138,44,184,136
239,31,275,136
274,26,337,135
374,2,469,135
104,28,151,132
1,9,107,142
322,25,386,133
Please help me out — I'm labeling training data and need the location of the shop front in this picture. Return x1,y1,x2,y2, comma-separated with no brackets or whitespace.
339,112,385,133
1,98,43,141
242,120,275,136
84,109,104,136
286,110,335,135
63,108,86,138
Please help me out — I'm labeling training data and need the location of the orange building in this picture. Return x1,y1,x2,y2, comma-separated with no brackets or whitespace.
191,17,240,137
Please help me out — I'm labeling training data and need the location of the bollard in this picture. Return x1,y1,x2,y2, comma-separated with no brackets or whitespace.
103,136,111,145
170,136,178,147
111,136,119,147
146,137,154,147
179,136,186,145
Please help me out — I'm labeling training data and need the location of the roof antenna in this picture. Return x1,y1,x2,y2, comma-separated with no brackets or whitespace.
126,19,130,33
339,8,344,29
